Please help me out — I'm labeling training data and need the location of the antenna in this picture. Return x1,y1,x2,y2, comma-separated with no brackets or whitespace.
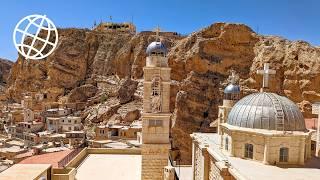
131,14,134,24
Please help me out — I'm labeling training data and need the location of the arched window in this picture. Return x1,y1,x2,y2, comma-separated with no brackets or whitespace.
151,76,161,96
151,76,162,113
225,137,229,151
279,147,289,162
244,143,253,159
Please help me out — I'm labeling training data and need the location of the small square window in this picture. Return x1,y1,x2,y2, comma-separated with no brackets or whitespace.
149,120,163,127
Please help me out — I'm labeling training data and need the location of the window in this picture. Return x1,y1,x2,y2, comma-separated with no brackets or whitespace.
279,147,289,162
68,127,71,131
244,143,253,159
225,137,229,151
151,76,162,113
151,76,161,96
149,120,163,127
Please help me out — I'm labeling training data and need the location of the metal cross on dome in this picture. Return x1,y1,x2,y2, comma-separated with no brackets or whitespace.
257,63,276,90
154,26,161,41
230,70,237,84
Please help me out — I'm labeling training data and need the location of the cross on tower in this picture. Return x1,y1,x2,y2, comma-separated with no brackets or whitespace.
154,26,161,41
257,63,276,90
230,70,237,84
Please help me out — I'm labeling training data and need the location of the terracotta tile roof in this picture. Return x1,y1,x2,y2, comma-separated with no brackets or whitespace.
305,118,318,130
18,150,72,168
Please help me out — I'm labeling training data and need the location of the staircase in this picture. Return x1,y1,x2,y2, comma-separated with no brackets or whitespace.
267,93,285,131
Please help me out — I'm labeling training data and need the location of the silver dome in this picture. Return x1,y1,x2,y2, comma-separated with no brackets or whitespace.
227,92,306,131
224,84,240,94
146,41,167,56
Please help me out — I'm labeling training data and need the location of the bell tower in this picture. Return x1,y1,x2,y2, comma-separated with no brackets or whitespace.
218,71,240,134
141,28,171,180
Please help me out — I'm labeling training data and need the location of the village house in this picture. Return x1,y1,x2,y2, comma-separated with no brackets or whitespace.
65,131,85,147
94,121,141,141
14,121,43,139
47,116,82,133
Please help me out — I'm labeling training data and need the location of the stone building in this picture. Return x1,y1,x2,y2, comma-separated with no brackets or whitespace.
191,64,320,180
14,121,44,139
93,22,136,34
94,121,142,141
23,108,34,122
141,33,172,179
47,116,82,133
59,116,82,132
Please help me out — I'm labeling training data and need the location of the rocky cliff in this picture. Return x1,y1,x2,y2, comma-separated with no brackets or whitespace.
5,22,320,164
0,58,13,84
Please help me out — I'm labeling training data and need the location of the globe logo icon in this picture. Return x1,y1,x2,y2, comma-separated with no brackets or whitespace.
13,14,58,60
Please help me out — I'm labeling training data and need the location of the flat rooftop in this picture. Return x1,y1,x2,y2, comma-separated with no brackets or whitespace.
175,166,192,180
0,164,51,180
19,150,71,168
193,133,320,180
75,154,141,180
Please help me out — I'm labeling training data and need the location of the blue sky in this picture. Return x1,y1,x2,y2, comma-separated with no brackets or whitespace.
0,0,319,61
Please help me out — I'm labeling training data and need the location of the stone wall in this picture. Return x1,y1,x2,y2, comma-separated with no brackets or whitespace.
193,142,204,180
222,127,312,165
141,144,170,180
192,137,234,180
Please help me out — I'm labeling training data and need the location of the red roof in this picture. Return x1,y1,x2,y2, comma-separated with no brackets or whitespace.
305,118,318,130
18,150,72,168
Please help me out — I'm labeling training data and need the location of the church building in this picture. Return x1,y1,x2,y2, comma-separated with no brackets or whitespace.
191,63,320,180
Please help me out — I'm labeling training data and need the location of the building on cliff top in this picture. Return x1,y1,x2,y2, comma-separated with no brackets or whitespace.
93,22,136,34
191,63,320,180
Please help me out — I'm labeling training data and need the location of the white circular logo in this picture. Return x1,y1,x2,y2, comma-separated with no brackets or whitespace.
13,14,58,60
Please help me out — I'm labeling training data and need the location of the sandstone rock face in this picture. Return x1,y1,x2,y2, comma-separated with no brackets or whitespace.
118,78,138,104
171,71,222,163
121,109,141,122
67,84,98,103
168,23,259,81
7,29,181,101
0,58,13,84
4,22,320,164
7,29,99,101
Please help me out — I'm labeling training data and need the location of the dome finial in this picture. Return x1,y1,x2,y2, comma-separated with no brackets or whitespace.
256,63,276,92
